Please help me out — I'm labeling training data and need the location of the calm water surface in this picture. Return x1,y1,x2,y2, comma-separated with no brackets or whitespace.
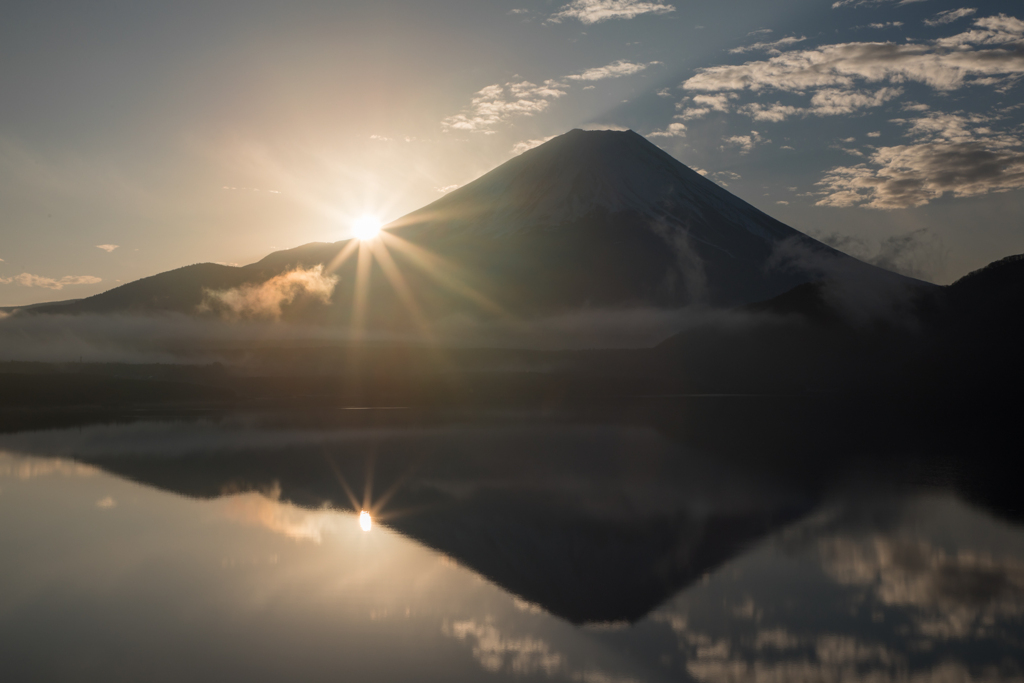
0,407,1021,682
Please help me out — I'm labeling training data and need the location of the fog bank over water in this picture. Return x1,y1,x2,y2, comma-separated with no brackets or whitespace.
0,307,779,363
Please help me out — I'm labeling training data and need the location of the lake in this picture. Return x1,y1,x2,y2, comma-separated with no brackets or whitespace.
1,401,1021,682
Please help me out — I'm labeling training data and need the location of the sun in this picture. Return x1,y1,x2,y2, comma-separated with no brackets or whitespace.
359,510,372,531
352,215,382,241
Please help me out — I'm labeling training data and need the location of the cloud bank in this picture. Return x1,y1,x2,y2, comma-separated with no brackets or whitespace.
815,112,1024,209
668,14,1024,207
0,273,102,290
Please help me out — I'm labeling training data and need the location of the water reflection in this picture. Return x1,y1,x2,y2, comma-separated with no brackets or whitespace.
0,409,1022,682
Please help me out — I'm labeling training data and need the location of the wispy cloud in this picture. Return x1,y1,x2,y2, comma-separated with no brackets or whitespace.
548,0,675,25
808,86,904,115
95,244,119,252
722,131,769,154
832,0,927,8
0,273,102,290
925,8,977,26
510,136,557,155
648,122,687,138
729,36,806,55
441,80,567,133
675,93,736,119
220,186,281,194
567,59,659,81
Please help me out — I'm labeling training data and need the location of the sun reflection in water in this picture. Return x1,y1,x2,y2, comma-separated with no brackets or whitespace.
359,510,372,531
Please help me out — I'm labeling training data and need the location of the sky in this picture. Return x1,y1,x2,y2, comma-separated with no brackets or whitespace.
1,0,1022,305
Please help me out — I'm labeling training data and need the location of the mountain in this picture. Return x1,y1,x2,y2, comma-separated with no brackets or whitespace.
23,129,912,322
392,129,906,309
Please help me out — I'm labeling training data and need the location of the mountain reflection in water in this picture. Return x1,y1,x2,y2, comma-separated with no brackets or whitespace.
0,404,1021,682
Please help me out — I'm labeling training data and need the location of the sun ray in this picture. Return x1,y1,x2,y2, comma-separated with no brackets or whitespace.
378,231,512,319
323,454,362,513
325,238,360,275
368,462,420,518
349,241,374,343
362,450,376,512
367,238,433,339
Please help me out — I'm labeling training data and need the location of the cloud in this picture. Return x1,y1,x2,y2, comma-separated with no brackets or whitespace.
511,136,557,155
815,112,1024,209
95,244,119,252
767,237,921,322
199,265,338,320
729,36,806,55
0,273,102,290
925,8,977,26
692,94,734,111
675,93,736,119
648,122,687,138
684,25,1024,94
435,184,460,194
548,0,675,25
737,103,802,122
809,86,903,115
902,101,930,112
0,453,97,479
676,108,710,120
444,618,641,682
819,534,1024,637
222,484,343,543
867,22,903,29
735,87,902,121
669,16,1024,135
722,131,768,153
567,59,658,81
832,0,928,8
934,13,1024,47
221,186,281,194
442,80,568,133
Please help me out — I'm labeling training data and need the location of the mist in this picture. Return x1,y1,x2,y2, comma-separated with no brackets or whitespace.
0,304,781,365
